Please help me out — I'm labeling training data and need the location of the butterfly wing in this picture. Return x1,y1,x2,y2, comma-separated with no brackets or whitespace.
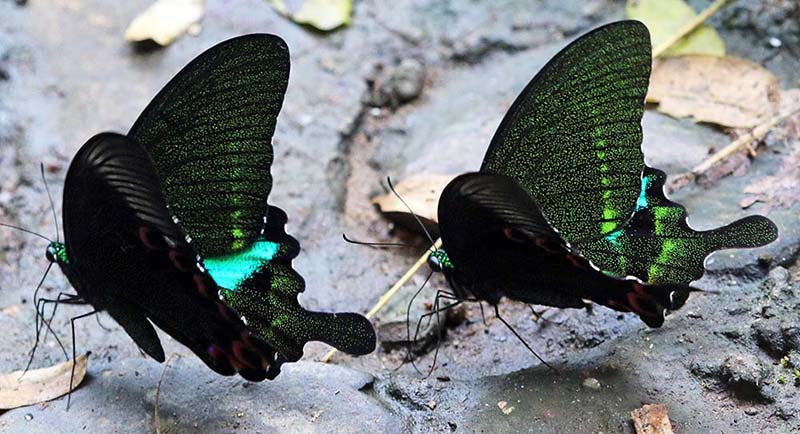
63,133,280,380
214,206,376,361
128,34,376,357
438,173,695,327
479,20,778,285
480,20,652,241
128,34,289,257
574,166,778,284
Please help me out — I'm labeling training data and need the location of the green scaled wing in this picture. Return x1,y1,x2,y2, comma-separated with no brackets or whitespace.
575,166,778,284
480,20,778,286
129,34,289,257
129,35,375,360
481,21,652,241
207,207,376,361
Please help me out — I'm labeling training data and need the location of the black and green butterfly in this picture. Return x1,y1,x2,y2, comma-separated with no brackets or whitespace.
30,34,375,383
426,21,778,329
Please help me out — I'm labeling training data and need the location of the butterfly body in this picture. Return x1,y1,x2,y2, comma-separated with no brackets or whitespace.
430,21,778,328
35,33,375,382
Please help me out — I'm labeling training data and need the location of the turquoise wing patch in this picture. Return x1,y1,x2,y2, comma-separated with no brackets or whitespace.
210,206,376,363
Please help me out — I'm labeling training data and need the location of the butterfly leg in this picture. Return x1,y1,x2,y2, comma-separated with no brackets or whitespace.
41,292,84,342
94,313,114,332
66,309,97,410
403,270,435,376
527,305,551,324
414,291,463,377
493,305,556,372
24,292,79,374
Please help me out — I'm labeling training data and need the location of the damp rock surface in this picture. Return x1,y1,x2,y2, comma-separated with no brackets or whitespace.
0,1,799,433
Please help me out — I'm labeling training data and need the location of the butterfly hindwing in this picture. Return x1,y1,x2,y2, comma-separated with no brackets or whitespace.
62,133,280,380
438,172,695,327
480,20,652,241
214,206,376,362
128,34,290,257
575,166,779,284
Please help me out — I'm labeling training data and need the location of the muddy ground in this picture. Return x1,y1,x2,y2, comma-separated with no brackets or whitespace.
0,0,799,433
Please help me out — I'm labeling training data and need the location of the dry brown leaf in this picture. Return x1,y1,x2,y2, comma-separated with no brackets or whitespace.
124,0,204,46
0,354,88,409
631,403,674,434
648,55,780,128
371,175,454,228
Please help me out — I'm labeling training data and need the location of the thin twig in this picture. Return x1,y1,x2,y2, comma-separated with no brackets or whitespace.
320,238,442,363
652,0,729,58
671,104,800,189
155,354,179,434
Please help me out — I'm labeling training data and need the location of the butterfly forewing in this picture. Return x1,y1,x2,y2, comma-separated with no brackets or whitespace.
129,34,290,257
481,21,652,242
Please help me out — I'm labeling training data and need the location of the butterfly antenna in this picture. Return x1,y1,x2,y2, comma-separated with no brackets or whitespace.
40,163,60,242
402,270,434,375
342,233,414,248
493,305,557,372
0,223,52,242
386,176,437,249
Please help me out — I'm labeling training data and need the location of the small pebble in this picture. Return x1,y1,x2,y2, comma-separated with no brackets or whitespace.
24,414,33,421
768,37,782,48
582,377,601,390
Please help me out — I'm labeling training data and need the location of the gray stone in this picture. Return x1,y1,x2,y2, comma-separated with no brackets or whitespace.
719,354,774,403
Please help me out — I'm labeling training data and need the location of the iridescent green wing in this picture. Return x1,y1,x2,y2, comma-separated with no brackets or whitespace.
128,34,289,257
481,21,651,241
575,166,778,284
129,36,375,359
204,206,376,360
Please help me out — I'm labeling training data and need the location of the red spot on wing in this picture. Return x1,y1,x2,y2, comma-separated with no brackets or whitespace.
168,250,192,272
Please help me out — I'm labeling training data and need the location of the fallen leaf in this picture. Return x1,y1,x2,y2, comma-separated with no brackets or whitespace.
631,403,674,434
125,0,204,46
0,354,88,409
627,0,725,57
497,400,515,415
269,0,352,32
371,174,454,232
647,55,780,128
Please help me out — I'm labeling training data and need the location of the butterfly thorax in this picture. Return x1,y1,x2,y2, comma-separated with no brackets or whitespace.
46,241,69,265
427,249,453,273
428,248,486,302
46,241,85,298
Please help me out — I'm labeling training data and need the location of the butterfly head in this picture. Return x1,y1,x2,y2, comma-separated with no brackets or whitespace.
46,242,69,265
427,249,453,273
